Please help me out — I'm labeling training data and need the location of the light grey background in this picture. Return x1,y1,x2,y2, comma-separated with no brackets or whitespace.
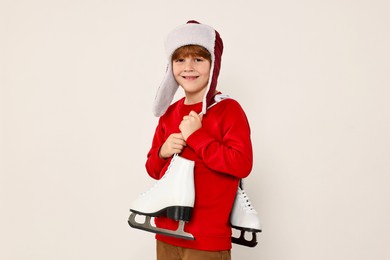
1,0,389,259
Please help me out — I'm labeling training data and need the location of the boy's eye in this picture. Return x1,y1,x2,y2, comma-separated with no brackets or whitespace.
175,58,184,63
195,58,204,62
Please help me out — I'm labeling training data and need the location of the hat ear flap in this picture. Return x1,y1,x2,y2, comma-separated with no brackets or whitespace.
202,30,223,114
153,62,179,117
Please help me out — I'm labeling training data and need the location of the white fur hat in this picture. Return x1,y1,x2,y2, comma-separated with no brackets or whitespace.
153,20,224,117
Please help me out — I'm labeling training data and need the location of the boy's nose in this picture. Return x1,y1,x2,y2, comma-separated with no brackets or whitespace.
183,60,194,71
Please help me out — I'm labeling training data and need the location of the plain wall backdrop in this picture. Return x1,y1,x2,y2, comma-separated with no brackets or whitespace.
1,0,389,259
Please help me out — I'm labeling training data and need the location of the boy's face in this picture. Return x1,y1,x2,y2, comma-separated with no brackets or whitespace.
172,55,211,102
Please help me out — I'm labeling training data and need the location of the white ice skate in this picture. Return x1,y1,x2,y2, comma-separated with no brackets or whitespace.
230,180,262,247
128,154,195,240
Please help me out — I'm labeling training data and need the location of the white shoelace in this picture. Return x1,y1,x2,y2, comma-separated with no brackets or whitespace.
238,188,257,214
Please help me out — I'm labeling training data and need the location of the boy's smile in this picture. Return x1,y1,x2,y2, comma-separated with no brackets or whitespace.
172,56,211,104
182,76,198,80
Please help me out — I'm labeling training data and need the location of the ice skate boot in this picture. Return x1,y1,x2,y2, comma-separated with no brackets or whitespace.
230,180,262,247
128,154,195,240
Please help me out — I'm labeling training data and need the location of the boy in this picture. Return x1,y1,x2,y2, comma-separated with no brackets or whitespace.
146,20,253,260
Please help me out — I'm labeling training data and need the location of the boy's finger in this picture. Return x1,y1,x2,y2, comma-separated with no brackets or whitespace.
189,111,198,117
189,111,201,120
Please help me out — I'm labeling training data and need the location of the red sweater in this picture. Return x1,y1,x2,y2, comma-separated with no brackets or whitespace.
145,96,253,251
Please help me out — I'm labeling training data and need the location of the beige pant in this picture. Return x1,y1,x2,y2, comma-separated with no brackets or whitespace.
156,240,231,260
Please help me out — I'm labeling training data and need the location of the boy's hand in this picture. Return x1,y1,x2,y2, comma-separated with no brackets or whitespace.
179,111,203,141
159,133,187,159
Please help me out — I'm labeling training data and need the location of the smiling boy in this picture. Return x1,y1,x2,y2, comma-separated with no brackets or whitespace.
159,45,211,159
145,21,253,260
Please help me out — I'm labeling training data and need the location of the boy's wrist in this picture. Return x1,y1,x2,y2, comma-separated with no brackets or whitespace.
158,147,168,160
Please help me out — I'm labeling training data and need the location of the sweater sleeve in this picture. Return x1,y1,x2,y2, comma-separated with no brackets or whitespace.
145,119,169,180
185,100,253,178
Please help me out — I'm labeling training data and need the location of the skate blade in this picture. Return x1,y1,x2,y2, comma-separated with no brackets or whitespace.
231,229,259,247
128,212,195,240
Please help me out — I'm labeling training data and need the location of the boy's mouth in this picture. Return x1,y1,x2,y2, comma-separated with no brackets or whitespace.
182,76,198,80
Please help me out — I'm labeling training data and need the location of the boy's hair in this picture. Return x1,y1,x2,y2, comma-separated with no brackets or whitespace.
171,44,211,63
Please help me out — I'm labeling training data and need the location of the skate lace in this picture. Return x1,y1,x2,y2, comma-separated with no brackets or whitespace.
238,188,257,214
140,155,176,196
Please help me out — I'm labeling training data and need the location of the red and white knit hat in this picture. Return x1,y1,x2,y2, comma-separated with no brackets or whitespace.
153,20,224,117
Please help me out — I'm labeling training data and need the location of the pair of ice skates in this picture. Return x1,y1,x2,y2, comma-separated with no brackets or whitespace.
128,154,261,247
